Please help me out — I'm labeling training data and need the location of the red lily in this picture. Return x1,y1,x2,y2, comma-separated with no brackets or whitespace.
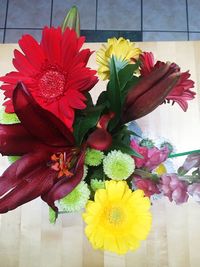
0,82,85,213
140,52,196,111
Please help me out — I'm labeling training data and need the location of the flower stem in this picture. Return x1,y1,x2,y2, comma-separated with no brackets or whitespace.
168,149,200,158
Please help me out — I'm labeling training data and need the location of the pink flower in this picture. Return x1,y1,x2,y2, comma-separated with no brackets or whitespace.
139,52,196,111
130,140,169,170
134,176,160,197
188,183,200,203
139,52,154,76
130,140,148,168
160,174,188,204
145,146,169,170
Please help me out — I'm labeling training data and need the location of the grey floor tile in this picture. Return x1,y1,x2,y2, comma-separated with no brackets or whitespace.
52,0,96,30
188,0,200,31
97,0,141,30
143,31,188,41
143,0,187,31
7,0,51,28
189,32,200,40
5,29,42,43
0,0,7,28
0,30,4,43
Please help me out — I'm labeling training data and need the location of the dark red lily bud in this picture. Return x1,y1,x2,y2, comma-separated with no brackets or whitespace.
122,63,181,123
97,112,115,129
87,112,114,151
87,128,112,151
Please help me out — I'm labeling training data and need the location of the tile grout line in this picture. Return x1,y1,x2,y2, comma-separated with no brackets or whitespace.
141,0,143,41
95,0,98,30
3,0,9,43
185,0,190,40
50,0,54,27
143,30,189,33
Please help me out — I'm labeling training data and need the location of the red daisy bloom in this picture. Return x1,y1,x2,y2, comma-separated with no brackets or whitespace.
0,83,85,213
0,27,98,130
139,52,196,111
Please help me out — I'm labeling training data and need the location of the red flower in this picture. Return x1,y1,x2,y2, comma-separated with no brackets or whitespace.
139,52,196,111
0,83,85,213
0,27,98,130
134,176,160,197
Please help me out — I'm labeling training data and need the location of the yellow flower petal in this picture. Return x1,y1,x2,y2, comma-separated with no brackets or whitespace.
96,37,142,80
83,180,152,254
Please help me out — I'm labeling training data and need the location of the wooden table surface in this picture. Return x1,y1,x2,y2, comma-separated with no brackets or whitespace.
0,41,200,267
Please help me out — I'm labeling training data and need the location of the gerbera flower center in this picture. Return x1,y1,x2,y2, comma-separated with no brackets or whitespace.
38,70,65,100
107,206,124,225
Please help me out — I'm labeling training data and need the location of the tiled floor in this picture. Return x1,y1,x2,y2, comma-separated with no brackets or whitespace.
0,0,200,43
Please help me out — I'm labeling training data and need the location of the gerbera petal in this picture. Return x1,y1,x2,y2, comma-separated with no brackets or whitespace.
13,82,75,146
0,150,50,196
0,71,32,84
13,49,37,75
0,123,41,156
0,165,57,213
18,34,45,70
42,148,86,211
3,100,14,113
40,27,62,64
61,28,78,70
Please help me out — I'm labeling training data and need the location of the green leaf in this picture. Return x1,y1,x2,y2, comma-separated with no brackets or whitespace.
121,75,139,101
107,57,122,130
97,91,109,107
73,108,102,144
110,140,143,157
118,62,139,90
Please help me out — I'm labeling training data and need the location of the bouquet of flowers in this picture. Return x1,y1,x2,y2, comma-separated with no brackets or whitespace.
0,6,199,255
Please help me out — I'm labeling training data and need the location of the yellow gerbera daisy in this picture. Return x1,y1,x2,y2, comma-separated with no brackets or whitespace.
96,37,141,80
83,180,152,254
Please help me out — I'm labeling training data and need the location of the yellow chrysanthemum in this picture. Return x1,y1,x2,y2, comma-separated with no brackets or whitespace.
96,37,141,80
83,180,152,254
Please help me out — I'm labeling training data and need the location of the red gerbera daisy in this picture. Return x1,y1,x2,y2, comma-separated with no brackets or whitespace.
139,52,196,111
0,27,98,130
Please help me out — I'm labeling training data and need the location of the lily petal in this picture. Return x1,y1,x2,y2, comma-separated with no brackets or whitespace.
0,123,41,156
0,150,50,196
0,165,57,213
42,148,85,211
13,82,75,146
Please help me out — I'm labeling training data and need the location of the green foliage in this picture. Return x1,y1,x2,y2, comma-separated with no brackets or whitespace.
73,94,105,144
110,126,143,158
106,57,139,131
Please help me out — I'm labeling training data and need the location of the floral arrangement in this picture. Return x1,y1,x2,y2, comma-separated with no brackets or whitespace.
0,7,199,255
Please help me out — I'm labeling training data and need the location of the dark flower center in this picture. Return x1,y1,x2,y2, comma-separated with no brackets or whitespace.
38,70,65,100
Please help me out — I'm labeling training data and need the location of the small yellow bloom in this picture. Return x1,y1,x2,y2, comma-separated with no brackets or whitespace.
83,180,152,254
155,163,167,175
96,37,141,80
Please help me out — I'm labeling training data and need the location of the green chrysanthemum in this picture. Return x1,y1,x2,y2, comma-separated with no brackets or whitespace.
91,179,105,191
82,165,88,180
140,138,154,148
103,150,135,180
8,156,21,164
0,107,20,124
85,148,104,166
59,181,90,212
49,207,57,224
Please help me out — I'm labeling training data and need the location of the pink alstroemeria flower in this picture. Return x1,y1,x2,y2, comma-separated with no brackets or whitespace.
160,173,188,204
139,52,196,111
130,140,169,171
